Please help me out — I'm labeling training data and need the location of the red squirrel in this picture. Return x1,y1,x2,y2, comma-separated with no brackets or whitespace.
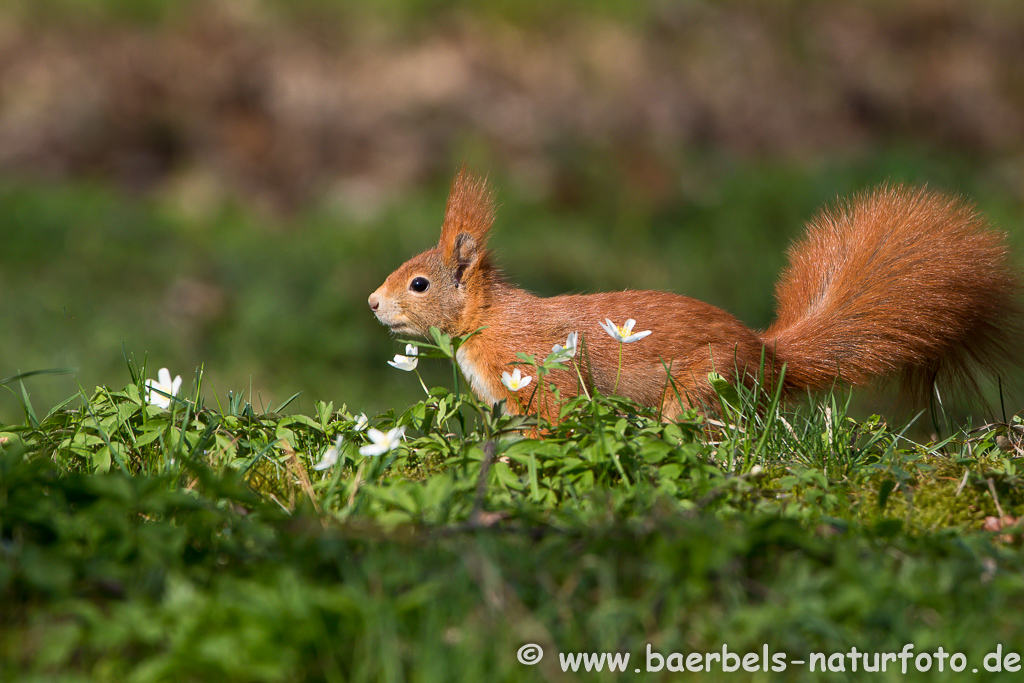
369,169,1022,419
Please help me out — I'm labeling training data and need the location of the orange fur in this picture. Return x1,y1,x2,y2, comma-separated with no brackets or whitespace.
369,171,1022,419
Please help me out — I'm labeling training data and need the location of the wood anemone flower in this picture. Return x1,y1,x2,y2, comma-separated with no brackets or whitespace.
360,426,406,456
314,435,345,470
599,318,652,343
144,368,182,409
388,344,419,371
550,331,579,362
501,368,533,392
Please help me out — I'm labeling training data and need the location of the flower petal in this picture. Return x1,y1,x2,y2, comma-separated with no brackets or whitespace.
144,379,170,409
623,329,652,343
313,446,339,470
384,426,406,446
361,426,404,455
388,354,418,371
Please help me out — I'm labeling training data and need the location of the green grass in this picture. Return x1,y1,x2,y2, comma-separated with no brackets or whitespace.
3,347,1024,681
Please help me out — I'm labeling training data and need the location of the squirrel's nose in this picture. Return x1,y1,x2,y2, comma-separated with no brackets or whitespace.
368,293,380,312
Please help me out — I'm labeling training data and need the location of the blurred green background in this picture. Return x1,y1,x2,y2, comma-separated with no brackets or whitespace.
2,0,1023,422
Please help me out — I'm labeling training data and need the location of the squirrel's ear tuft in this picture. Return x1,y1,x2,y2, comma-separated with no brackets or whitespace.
452,233,479,285
439,167,495,265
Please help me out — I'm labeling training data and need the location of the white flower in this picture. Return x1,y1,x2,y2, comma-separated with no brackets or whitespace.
353,413,368,431
359,426,406,456
314,435,344,470
550,331,579,361
500,368,533,392
599,318,652,343
144,368,182,409
388,344,419,371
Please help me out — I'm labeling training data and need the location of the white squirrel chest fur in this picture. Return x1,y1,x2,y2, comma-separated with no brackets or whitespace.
456,346,501,405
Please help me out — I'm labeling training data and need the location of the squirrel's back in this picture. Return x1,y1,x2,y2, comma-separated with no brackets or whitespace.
763,185,1022,405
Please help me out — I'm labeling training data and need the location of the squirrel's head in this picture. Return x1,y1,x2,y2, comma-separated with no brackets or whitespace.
368,169,496,337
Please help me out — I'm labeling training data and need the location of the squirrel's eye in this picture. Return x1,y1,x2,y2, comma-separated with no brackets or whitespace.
409,276,430,293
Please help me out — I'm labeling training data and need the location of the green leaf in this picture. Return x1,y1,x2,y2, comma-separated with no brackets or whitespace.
640,441,673,463
280,413,323,433
492,461,524,491
707,372,741,412
428,327,455,357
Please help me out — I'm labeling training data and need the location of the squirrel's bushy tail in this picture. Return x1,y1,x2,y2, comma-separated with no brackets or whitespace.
761,185,1023,404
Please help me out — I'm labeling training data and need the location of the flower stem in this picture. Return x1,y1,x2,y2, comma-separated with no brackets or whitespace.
613,342,623,394
414,369,430,396
573,360,591,399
